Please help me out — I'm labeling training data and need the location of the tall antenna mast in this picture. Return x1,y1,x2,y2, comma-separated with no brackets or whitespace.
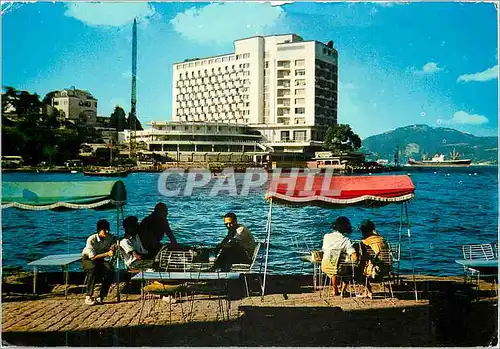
129,18,138,158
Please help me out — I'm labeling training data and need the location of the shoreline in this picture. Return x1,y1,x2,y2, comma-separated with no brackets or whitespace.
3,164,496,174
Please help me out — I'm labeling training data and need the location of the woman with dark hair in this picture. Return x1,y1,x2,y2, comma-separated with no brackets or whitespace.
321,216,358,296
359,219,386,299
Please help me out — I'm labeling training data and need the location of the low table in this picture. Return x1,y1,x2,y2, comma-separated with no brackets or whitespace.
27,254,82,297
455,259,498,272
131,271,242,281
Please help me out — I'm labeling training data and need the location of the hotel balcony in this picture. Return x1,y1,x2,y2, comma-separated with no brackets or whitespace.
277,71,291,79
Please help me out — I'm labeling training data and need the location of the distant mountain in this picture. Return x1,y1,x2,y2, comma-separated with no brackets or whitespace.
361,124,498,164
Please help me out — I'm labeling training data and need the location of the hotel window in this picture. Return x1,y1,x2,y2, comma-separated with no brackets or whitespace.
295,98,305,104
243,53,250,59
295,69,306,76
277,60,290,68
295,88,305,96
295,107,305,114
281,131,290,141
265,61,269,69
294,130,306,141
295,59,305,67
295,79,306,86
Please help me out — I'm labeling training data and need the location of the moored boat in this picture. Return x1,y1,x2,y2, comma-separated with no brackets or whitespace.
83,167,129,177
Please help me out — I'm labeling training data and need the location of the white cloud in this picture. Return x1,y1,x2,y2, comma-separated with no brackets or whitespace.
170,3,288,45
450,111,488,125
64,3,155,27
457,65,498,82
413,62,443,75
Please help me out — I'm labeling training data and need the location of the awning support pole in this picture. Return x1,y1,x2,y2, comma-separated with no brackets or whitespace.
397,203,403,284
405,202,418,302
115,206,121,302
261,198,273,300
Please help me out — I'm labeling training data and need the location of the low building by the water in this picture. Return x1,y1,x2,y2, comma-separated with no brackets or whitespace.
120,121,270,164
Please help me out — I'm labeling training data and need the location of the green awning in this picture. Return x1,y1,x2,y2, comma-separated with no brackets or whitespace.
1,180,127,211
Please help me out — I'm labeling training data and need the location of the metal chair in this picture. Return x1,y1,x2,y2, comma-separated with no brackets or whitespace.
320,248,361,298
230,242,262,297
461,244,498,294
361,242,394,298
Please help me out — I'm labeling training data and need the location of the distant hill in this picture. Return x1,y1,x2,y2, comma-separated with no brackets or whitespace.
360,124,498,164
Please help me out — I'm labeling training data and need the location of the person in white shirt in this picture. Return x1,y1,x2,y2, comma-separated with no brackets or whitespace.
321,216,358,296
119,216,150,269
81,219,117,305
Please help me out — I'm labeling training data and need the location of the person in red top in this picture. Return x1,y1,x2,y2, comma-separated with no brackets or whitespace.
139,203,179,259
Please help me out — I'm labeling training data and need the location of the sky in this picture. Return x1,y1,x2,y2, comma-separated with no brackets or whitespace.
2,1,498,138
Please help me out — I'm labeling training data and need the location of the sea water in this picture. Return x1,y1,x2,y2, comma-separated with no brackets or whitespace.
2,166,498,276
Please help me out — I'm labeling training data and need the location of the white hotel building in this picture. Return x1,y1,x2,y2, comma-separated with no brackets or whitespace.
171,34,338,153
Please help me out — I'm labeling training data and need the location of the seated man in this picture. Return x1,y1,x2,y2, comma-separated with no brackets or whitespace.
139,203,179,259
81,219,117,305
120,216,152,270
212,212,256,272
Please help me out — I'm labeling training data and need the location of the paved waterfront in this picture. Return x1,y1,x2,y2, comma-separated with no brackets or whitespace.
2,275,498,346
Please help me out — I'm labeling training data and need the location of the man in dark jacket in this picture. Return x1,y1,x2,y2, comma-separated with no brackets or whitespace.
139,203,178,259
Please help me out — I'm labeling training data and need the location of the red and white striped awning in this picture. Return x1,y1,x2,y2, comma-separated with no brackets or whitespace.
265,174,415,207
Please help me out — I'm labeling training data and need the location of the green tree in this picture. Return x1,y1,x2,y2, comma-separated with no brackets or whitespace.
46,108,61,128
127,114,144,131
42,145,57,166
17,90,43,116
110,106,127,132
323,124,362,154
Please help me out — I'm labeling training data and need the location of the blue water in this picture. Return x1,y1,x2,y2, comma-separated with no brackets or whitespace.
2,167,498,276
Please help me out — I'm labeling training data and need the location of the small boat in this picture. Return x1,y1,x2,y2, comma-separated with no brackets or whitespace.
70,170,78,174
407,150,471,167
83,167,128,177
212,173,231,179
